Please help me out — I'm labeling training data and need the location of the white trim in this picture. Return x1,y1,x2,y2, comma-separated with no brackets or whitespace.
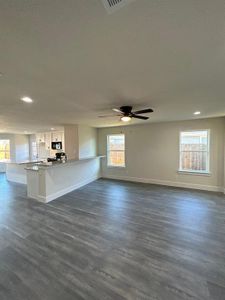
177,170,211,176
107,134,126,168
107,165,126,169
179,129,210,173
30,175,100,203
103,174,223,193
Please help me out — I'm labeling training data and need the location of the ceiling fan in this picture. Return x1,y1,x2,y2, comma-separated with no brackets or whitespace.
99,106,154,122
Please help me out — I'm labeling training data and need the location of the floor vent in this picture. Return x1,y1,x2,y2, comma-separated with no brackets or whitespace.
101,0,135,14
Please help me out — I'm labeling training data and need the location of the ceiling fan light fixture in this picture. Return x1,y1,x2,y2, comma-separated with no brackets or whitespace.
121,116,131,122
21,96,33,103
194,111,201,115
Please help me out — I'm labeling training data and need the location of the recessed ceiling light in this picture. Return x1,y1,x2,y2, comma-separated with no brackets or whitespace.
51,127,55,130
21,96,33,103
121,116,131,122
194,111,201,115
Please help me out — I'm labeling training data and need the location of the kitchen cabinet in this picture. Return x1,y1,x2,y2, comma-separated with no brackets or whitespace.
36,133,45,143
51,131,63,142
35,131,64,159
45,132,51,150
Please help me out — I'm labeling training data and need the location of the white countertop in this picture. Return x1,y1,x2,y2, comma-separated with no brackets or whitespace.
25,156,105,171
6,160,44,165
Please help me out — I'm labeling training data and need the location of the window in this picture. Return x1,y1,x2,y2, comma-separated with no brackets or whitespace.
0,140,10,161
179,130,209,173
107,134,125,167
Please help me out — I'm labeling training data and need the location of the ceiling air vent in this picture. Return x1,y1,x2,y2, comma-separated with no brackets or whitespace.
101,0,135,14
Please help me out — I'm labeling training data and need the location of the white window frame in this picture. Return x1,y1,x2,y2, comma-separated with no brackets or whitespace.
107,134,126,168
0,139,11,162
178,129,210,175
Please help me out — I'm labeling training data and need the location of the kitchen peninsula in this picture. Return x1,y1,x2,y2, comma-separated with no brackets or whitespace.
26,156,103,203
5,125,102,202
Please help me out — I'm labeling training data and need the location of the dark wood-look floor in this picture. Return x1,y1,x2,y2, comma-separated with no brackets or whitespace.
0,174,225,300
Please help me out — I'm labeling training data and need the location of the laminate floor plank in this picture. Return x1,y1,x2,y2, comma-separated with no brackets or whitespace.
0,174,225,299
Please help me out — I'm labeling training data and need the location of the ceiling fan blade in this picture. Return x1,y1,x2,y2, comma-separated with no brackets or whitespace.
112,108,122,113
133,108,153,114
132,115,149,120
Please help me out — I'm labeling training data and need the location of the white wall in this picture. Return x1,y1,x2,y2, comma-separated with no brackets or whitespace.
78,125,97,159
63,125,97,160
224,121,225,193
98,117,225,192
64,125,79,160
14,135,29,161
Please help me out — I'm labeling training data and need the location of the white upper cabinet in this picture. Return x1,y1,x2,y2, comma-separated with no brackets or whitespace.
51,131,63,142
36,131,64,144
45,132,51,150
35,131,64,158
36,133,45,143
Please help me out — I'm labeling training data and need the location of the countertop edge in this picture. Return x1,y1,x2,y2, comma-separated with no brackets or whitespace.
25,156,105,171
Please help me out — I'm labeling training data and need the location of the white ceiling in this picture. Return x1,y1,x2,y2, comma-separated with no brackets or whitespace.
0,0,225,133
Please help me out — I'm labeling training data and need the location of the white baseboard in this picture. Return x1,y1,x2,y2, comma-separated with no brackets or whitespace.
103,174,224,193
39,175,100,203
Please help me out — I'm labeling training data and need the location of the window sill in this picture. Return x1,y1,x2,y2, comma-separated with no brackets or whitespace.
177,170,211,176
107,165,126,169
